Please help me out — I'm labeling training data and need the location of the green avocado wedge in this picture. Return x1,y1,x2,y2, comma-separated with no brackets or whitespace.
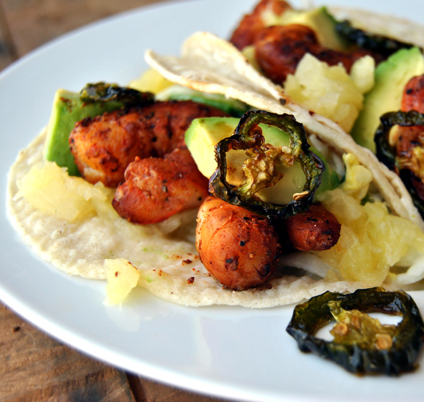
156,85,250,117
44,89,123,176
185,117,340,206
351,47,424,153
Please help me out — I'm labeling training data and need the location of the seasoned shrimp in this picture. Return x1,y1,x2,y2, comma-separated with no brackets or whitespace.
283,203,341,251
254,24,361,83
230,0,292,50
112,147,209,224
196,196,281,290
401,75,424,114
195,195,341,289
69,101,227,187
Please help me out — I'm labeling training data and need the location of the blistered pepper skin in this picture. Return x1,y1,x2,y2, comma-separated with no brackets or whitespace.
79,82,155,105
209,110,325,220
286,288,424,376
374,110,424,218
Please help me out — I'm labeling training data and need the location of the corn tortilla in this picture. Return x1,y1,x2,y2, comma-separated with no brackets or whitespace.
7,6,424,307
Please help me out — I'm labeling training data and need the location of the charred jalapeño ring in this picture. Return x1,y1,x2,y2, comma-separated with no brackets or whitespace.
335,20,414,57
286,287,424,376
374,110,424,218
80,82,155,106
209,110,325,220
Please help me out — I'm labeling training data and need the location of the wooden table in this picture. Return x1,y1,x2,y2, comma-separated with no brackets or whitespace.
0,1,238,401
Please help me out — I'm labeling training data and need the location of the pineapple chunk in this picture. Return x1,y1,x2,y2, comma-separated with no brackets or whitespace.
129,68,173,94
105,259,140,305
242,45,261,71
339,153,373,201
350,56,375,94
318,192,424,286
17,161,111,222
284,53,364,133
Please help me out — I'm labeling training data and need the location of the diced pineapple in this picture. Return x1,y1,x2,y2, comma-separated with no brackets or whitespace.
316,189,424,286
104,259,141,305
129,68,173,94
350,56,375,94
339,153,373,201
17,161,111,222
313,153,424,286
284,53,364,133
241,45,261,71
261,5,286,26
90,190,120,222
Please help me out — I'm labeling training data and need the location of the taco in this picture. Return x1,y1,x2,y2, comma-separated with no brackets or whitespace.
7,1,424,308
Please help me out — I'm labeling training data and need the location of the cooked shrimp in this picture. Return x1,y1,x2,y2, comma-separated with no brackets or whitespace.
401,75,424,114
283,203,341,251
69,109,153,188
69,101,227,187
230,0,292,50
254,24,358,83
196,196,281,290
112,147,209,224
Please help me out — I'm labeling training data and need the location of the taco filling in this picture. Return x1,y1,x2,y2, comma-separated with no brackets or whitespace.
6,0,424,307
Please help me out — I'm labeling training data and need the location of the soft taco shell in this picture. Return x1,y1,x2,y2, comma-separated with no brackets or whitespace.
329,7,424,49
6,6,424,308
8,130,364,307
144,8,424,231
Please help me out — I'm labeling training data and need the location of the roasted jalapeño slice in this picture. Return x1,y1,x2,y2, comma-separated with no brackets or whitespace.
209,110,325,220
286,287,424,375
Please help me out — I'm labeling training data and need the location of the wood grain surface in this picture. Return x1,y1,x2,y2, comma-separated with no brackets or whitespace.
0,305,136,402
0,1,240,401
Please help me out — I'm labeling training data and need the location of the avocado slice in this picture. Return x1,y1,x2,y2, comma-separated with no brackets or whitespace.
44,89,123,176
351,47,424,153
185,117,339,205
273,7,349,51
156,85,250,117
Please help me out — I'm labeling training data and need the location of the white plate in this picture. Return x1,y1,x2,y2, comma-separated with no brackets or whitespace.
2,1,424,401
